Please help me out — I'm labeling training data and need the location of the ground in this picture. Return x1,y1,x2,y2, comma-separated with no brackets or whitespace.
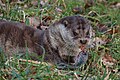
0,0,120,79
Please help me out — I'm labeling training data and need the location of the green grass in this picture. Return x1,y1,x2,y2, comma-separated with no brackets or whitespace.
0,0,120,80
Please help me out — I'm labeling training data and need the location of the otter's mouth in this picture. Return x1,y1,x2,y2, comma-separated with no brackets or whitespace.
57,51,89,69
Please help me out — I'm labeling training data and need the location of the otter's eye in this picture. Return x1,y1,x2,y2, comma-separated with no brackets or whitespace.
86,31,90,38
86,31,89,35
63,20,68,27
73,31,78,36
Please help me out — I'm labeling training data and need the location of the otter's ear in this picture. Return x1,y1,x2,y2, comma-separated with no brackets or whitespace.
63,20,68,27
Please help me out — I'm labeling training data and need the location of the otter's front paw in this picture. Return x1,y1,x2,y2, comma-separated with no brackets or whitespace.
57,51,89,69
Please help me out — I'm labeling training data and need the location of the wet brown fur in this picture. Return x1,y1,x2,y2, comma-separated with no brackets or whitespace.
0,16,93,66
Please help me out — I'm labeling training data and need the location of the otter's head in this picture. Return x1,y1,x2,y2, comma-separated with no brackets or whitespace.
48,16,93,69
58,16,94,48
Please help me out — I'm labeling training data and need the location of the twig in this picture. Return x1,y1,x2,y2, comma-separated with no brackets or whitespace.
62,0,66,9
74,72,80,80
5,57,52,66
104,71,111,80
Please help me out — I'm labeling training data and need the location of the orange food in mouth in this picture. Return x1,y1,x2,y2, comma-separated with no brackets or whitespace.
80,45,86,51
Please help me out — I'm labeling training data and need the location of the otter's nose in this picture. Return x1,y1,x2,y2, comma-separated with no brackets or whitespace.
80,40,87,44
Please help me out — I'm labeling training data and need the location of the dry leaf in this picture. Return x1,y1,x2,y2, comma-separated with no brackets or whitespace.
55,7,63,13
116,3,120,9
37,16,53,30
97,23,108,32
0,0,5,7
110,2,120,9
31,0,38,6
40,0,48,6
84,0,94,9
72,7,83,14
97,0,107,4
104,26,120,34
101,53,117,67
27,17,40,28
104,71,111,80
41,16,53,25
37,25,48,30
92,37,106,48
88,11,97,17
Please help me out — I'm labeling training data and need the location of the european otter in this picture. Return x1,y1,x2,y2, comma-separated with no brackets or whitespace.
0,16,93,69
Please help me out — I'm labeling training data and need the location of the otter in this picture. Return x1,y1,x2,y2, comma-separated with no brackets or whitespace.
0,16,93,69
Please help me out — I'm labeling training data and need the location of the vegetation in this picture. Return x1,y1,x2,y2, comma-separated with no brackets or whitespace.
0,0,120,79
